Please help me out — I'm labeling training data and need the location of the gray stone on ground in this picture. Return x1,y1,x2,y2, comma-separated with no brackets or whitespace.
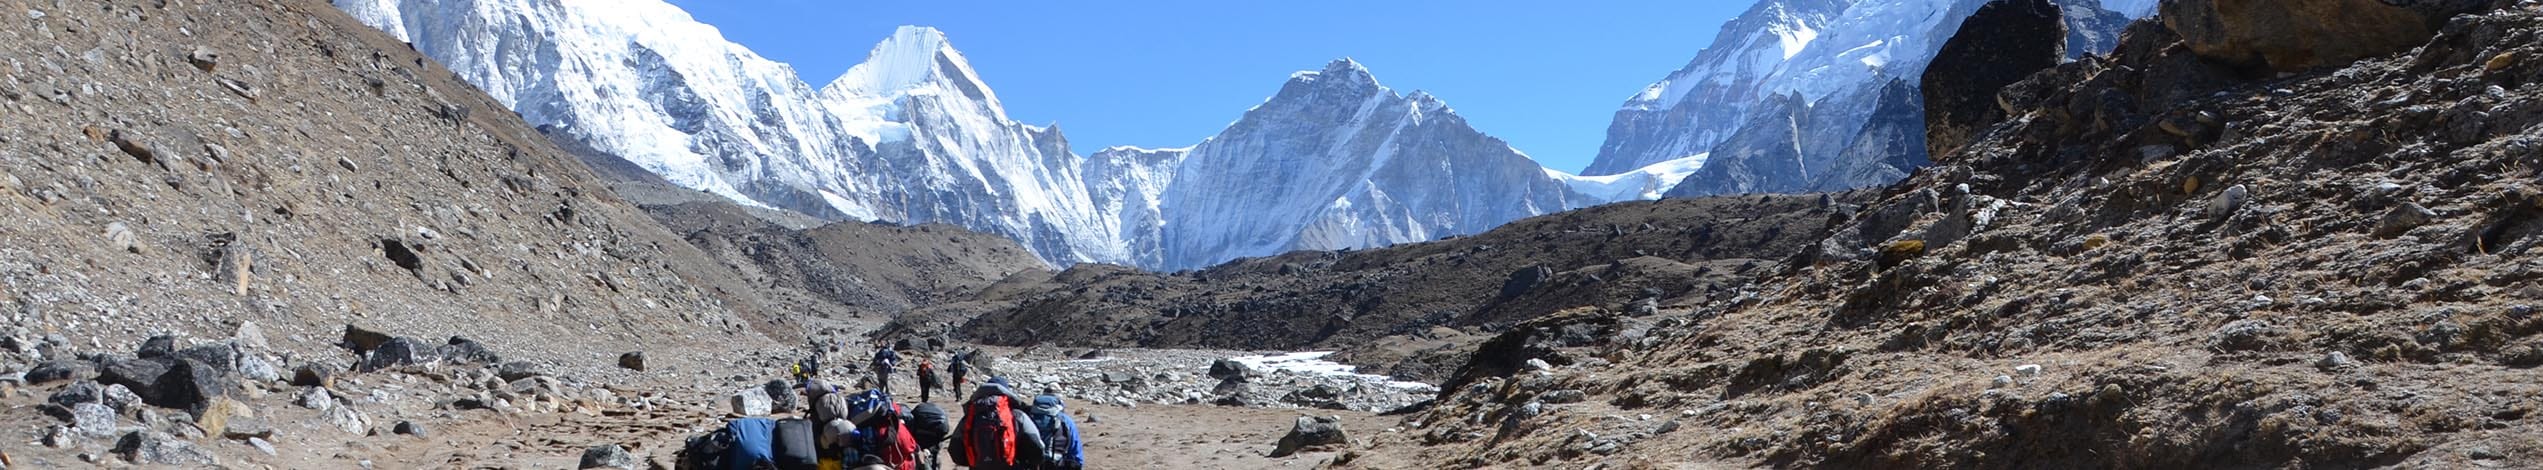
114,431,219,466
72,402,119,438
24,360,93,385
618,352,646,371
579,444,636,469
1269,415,1350,457
730,388,773,417
392,420,427,437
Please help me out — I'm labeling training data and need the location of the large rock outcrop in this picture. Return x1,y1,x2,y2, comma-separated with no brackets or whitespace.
2161,0,2494,72
1922,0,2069,160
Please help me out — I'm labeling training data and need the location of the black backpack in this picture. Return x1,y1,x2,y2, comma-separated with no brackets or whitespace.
772,418,819,470
909,402,954,449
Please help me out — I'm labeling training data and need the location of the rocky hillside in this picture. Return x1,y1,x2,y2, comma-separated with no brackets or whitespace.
942,192,1862,382
638,196,1050,333
1345,1,2543,468
0,0,807,376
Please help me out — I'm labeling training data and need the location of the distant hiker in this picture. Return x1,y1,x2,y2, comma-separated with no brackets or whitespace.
1026,394,1086,470
951,378,1049,470
917,359,942,403
872,342,901,395
947,352,971,395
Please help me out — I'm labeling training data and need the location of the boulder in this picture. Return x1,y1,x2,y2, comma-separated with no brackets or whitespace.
236,353,281,383
2162,0,2492,72
392,420,428,438
46,381,107,408
23,360,94,385
1923,0,2067,160
95,357,170,399
1208,359,1260,382
617,352,646,371
171,343,239,372
136,335,178,359
340,324,394,353
71,403,119,438
764,380,799,413
495,361,545,382
360,337,433,372
437,337,501,365
113,431,219,466
231,321,268,350
579,444,637,469
1499,266,1554,298
290,362,338,388
1269,415,1350,457
148,358,235,412
322,402,369,435
730,389,773,417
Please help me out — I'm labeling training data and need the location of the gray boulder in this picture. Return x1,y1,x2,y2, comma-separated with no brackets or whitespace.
579,444,637,469
72,402,120,438
114,431,219,466
1269,415,1350,457
437,337,501,365
360,337,433,372
147,358,235,412
24,360,94,385
730,388,773,417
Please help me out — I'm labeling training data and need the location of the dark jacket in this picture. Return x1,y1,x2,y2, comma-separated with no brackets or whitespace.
948,384,1047,470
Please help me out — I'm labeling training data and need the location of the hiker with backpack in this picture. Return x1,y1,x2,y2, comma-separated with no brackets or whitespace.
1026,393,1086,470
917,359,942,403
947,352,971,396
950,377,1049,470
872,342,902,396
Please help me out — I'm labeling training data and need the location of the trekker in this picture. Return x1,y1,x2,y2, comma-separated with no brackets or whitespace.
947,352,971,396
950,378,1048,470
871,342,901,395
1026,393,1085,470
917,359,942,404
855,402,920,470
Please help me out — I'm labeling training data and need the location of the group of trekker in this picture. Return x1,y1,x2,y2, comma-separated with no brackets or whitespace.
680,342,1086,470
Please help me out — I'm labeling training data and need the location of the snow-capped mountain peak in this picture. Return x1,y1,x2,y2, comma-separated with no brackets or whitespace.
824,25,1006,120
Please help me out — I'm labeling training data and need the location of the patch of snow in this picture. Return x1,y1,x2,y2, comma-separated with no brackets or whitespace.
1230,352,1436,392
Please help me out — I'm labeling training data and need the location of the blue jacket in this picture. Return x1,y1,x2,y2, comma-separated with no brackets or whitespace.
1029,395,1085,470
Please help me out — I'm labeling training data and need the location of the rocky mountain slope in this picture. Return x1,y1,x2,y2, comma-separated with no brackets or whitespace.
330,0,1620,270
1594,0,2134,198
0,0,801,378
939,192,1862,382
1335,2,2543,468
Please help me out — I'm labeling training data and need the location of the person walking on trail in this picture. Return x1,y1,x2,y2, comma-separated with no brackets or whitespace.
1025,393,1086,470
872,342,901,396
917,359,943,404
947,352,971,396
951,377,1048,470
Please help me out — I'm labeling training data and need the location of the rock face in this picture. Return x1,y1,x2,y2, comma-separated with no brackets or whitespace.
1923,0,2069,160
1269,415,1350,457
2161,0,2492,72
1595,0,2135,197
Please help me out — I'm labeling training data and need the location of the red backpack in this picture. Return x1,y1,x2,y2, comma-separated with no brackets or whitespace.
954,395,1017,466
872,404,920,469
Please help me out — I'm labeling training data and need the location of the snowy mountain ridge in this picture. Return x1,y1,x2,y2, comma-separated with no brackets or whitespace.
332,0,1608,269
1591,0,2141,198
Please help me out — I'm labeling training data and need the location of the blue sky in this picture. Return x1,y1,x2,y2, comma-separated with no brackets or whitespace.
661,0,1745,173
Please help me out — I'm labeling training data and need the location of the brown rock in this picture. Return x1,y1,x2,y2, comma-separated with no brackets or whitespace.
2162,0,2491,72
1923,0,2067,160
